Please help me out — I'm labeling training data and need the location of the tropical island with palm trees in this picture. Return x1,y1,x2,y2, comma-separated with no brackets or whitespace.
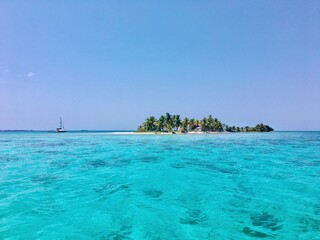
137,113,273,134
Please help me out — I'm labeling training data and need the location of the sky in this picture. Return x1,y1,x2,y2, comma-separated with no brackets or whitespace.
0,1,319,130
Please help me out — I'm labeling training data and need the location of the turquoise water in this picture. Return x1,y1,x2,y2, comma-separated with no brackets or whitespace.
1,132,319,239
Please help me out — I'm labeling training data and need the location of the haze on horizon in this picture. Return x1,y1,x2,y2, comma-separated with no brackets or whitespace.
1,1,319,131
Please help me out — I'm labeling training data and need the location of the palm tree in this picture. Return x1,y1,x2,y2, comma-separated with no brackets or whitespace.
181,117,189,133
200,117,209,132
254,123,273,132
143,116,157,131
157,115,165,132
207,115,214,132
172,115,181,131
216,121,223,132
164,113,173,132
188,118,198,131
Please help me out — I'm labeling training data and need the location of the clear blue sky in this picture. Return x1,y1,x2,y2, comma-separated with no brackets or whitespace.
1,1,319,130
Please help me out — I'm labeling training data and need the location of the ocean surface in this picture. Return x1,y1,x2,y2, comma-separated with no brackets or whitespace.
0,131,319,239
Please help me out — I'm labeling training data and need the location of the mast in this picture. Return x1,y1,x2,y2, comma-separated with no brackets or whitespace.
60,117,64,130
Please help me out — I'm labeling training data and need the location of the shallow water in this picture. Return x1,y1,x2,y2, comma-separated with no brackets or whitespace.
1,132,320,239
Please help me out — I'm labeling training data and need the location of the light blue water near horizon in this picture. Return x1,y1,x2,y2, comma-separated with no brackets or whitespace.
0,132,320,239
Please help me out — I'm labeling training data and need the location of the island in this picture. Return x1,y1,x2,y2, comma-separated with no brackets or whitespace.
137,113,273,134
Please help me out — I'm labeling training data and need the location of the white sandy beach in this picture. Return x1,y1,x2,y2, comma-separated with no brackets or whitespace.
108,131,229,135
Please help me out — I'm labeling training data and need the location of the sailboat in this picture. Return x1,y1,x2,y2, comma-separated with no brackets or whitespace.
56,117,67,132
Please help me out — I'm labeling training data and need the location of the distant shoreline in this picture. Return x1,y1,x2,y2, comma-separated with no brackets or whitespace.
136,131,226,135
110,131,230,135
1,130,319,134
0,130,258,134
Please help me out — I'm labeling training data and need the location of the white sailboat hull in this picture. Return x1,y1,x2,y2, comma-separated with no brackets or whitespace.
56,128,67,132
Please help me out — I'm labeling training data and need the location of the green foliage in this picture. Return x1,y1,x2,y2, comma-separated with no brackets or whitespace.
254,124,274,132
164,113,173,132
172,115,181,131
180,117,189,133
140,116,157,132
188,118,198,131
137,114,274,133
157,115,165,132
